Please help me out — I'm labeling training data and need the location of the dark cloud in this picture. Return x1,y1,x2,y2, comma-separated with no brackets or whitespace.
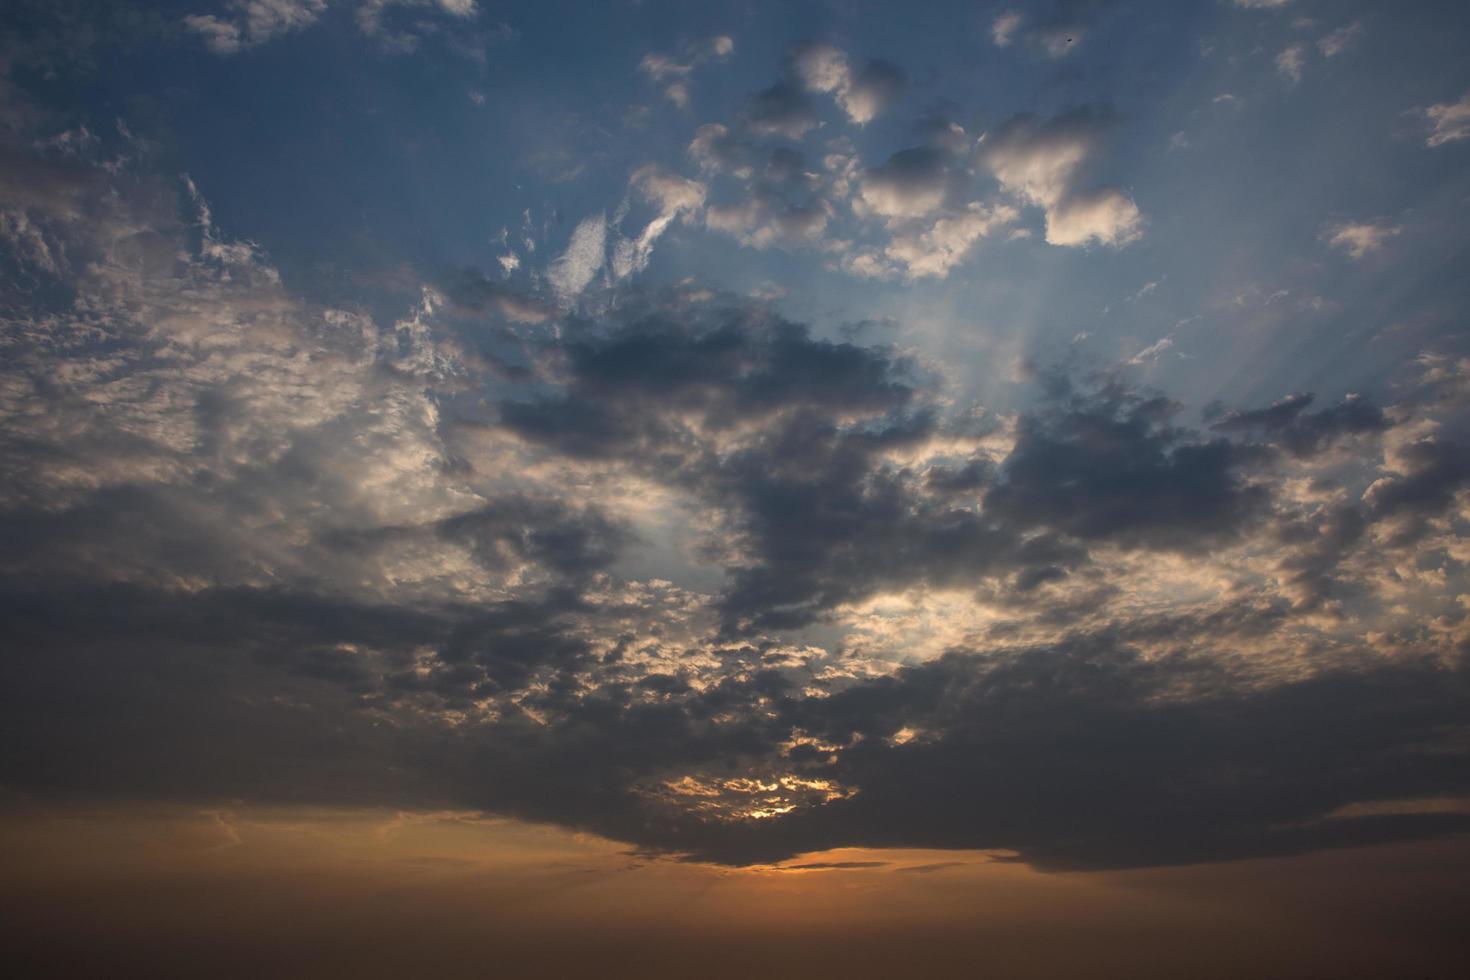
743,80,817,138
850,59,907,109
436,496,628,580
1210,393,1389,457
653,636,1470,869
441,268,554,324
1364,436,1470,544
985,382,1270,550
860,146,953,217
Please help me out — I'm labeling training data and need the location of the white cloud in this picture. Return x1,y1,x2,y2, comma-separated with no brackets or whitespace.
877,202,1019,279
612,166,707,279
1276,44,1306,83
184,0,327,54
794,44,850,96
688,123,756,177
793,44,904,125
1233,0,1292,8
1128,335,1174,365
1317,22,1363,58
991,12,1023,48
1045,189,1142,248
639,36,735,108
982,111,1143,249
705,193,829,249
548,212,607,303
1322,221,1401,260
1422,91,1470,147
355,0,483,53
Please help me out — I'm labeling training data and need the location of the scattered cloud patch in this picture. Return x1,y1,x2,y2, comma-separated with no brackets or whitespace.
1421,91,1470,147
184,0,327,54
1317,22,1363,58
794,43,907,125
1322,221,1401,259
992,12,1023,48
1276,44,1306,83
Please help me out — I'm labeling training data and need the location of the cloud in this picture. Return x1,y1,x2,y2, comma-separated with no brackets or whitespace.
1210,393,1389,457
1233,0,1292,8
858,147,950,219
355,0,489,54
875,202,1019,279
612,166,708,278
743,80,818,138
1317,22,1363,58
639,36,735,108
1045,188,1142,247
992,12,1023,47
442,269,552,323
983,383,1269,550
184,0,327,54
1322,221,1401,259
689,123,758,177
992,1,1101,59
1127,335,1174,366
2,88,1468,882
705,191,829,249
983,108,1143,247
793,44,906,125
548,212,608,304
1421,91,1470,147
1276,44,1306,83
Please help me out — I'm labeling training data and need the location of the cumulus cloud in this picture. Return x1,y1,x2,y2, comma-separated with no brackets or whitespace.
705,191,829,249
875,202,1019,279
858,147,950,219
1045,187,1142,247
793,44,906,125
689,123,758,177
743,80,818,138
983,108,1143,247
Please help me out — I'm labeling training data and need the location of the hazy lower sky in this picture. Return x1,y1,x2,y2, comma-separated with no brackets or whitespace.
2,1,1469,976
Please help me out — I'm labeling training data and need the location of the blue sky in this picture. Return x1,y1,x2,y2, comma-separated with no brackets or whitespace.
35,0,1467,415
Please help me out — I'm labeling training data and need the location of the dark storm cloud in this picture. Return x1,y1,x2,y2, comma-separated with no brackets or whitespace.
0,582,450,803
497,304,915,461
648,635,1470,869
985,382,1270,549
1209,392,1389,457
495,302,1089,629
436,496,628,580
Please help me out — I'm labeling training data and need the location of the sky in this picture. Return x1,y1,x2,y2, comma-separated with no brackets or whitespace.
2,0,1470,976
